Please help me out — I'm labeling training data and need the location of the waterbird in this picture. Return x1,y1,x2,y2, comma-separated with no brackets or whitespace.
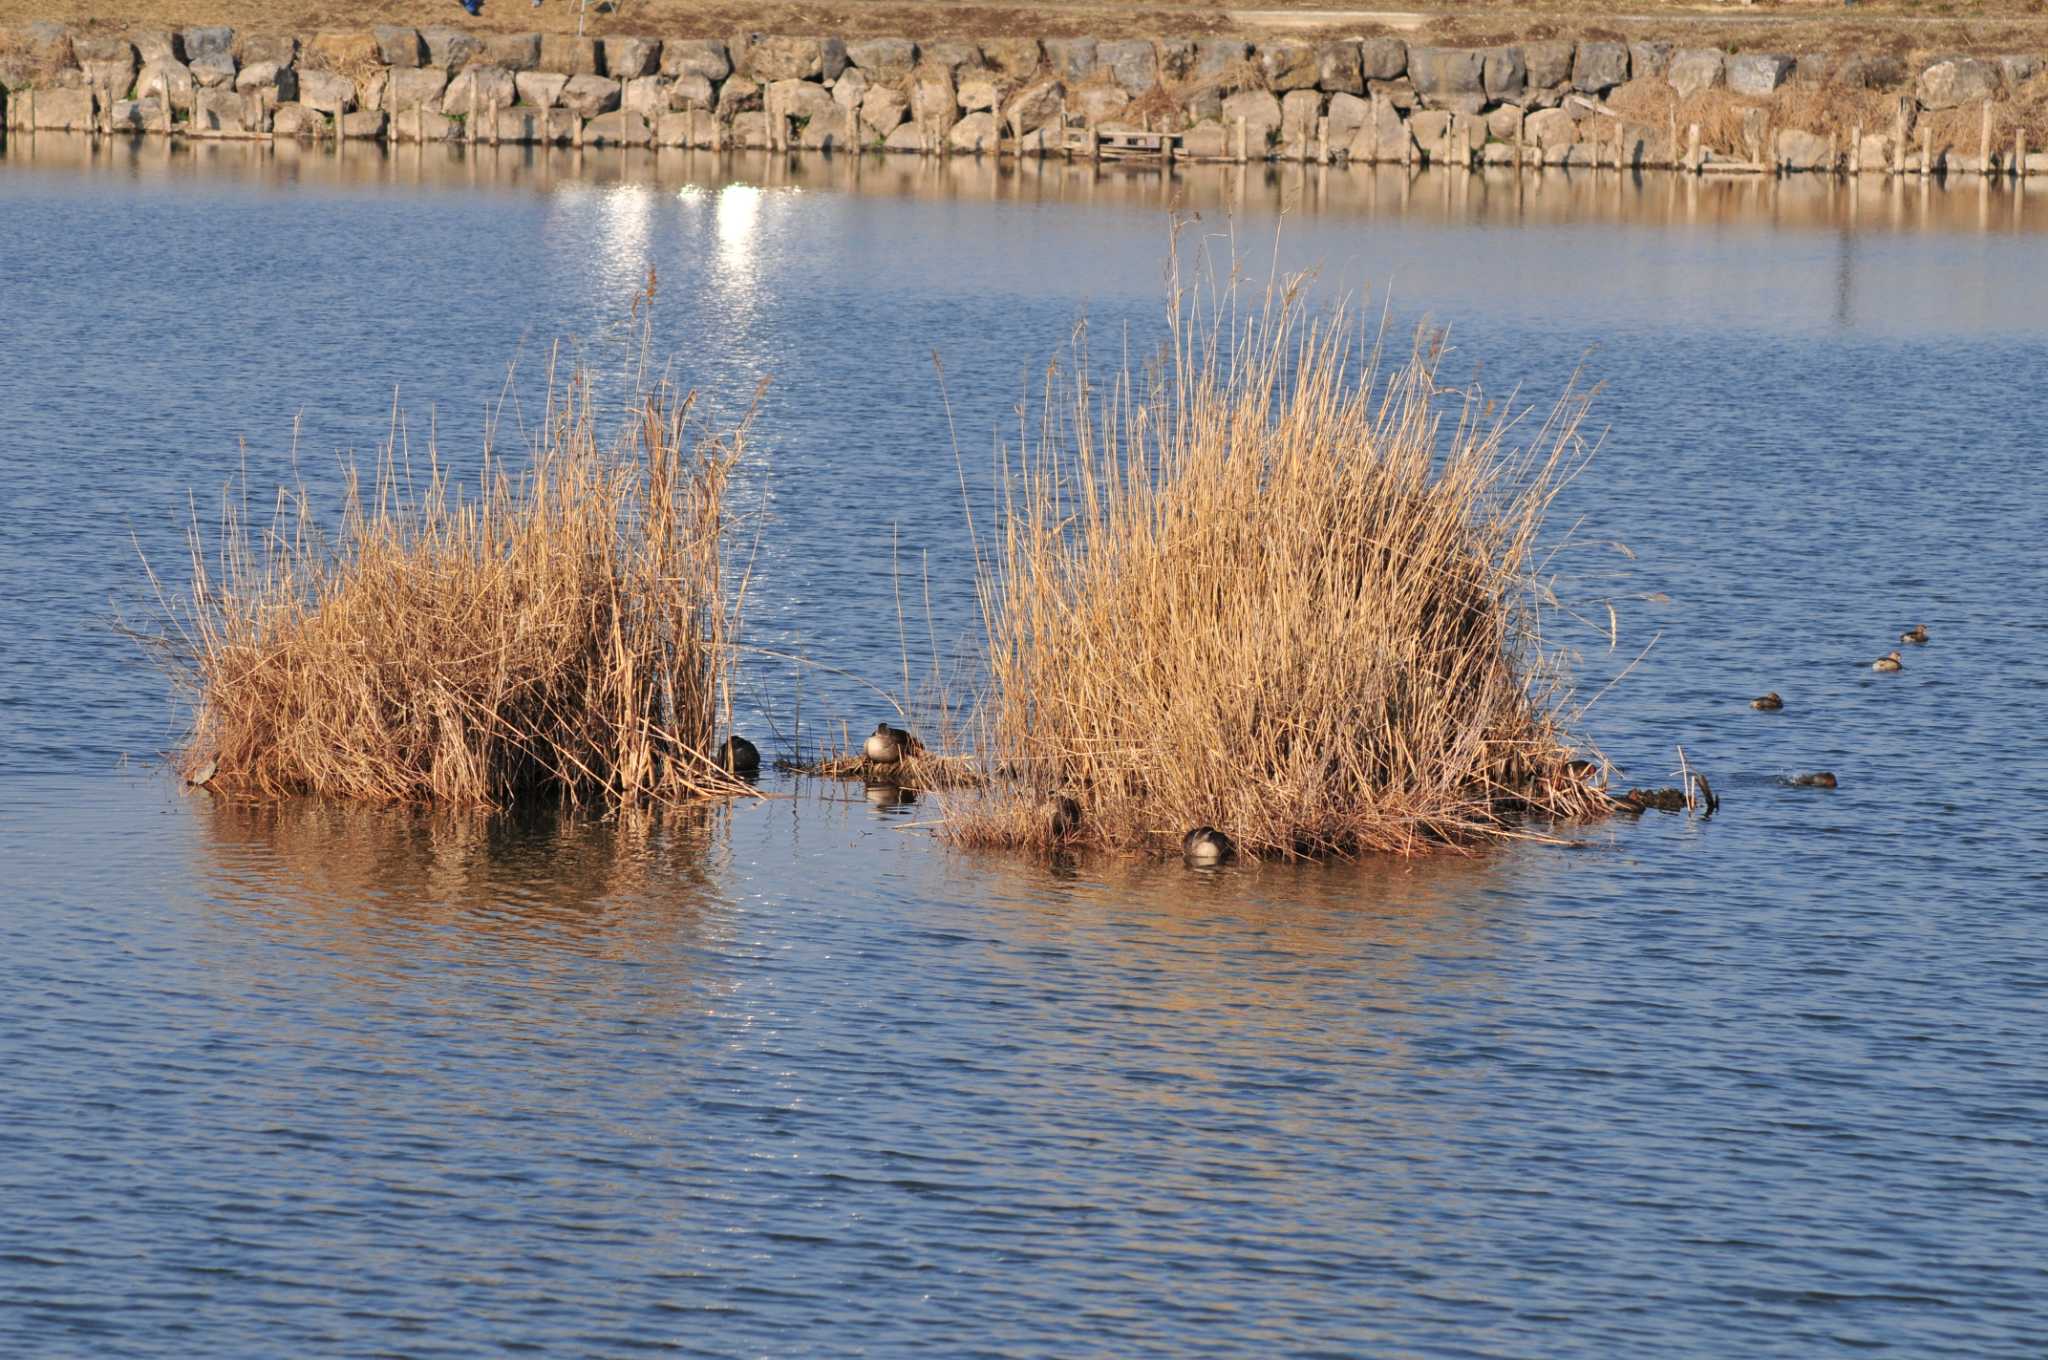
1789,772,1838,788
863,722,920,764
717,735,760,775
1900,624,1929,645
186,757,218,786
1046,793,1082,841
1872,650,1904,672
459,0,483,14
1751,692,1784,711
1181,827,1234,867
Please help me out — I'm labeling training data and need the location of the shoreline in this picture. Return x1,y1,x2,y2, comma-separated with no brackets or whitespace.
3,25,2044,177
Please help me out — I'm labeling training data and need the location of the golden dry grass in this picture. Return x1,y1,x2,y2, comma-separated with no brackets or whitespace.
942,257,1611,862
148,353,756,810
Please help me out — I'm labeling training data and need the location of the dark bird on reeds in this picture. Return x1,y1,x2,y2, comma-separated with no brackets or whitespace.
864,722,920,764
718,735,760,775
1046,794,1082,841
1789,771,1838,788
1900,624,1929,645
1873,650,1904,672
1181,827,1234,867
1751,692,1784,711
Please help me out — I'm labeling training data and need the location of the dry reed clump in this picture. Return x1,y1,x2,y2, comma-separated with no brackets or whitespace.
151,360,755,810
943,272,1610,861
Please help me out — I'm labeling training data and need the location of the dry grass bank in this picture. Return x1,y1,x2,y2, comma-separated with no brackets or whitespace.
151,357,755,809
944,264,1610,862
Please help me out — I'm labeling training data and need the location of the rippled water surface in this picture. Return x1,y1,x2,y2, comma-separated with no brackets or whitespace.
2,137,2044,1357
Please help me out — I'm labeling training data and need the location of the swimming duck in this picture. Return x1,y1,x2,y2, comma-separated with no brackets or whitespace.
1181,826,1234,867
863,722,920,764
717,734,760,774
1900,624,1929,645
1789,771,1838,788
1872,650,1903,673
1751,692,1783,711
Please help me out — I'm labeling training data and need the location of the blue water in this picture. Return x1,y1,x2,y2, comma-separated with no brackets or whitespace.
1,137,2044,1357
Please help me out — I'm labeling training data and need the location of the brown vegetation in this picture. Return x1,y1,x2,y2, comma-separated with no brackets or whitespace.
943,261,1610,862
150,355,755,810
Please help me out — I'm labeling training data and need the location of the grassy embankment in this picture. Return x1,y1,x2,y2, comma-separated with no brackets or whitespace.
152,356,755,810
944,266,1612,861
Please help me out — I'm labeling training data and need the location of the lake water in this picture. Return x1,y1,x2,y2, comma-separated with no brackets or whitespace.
2,135,2045,1357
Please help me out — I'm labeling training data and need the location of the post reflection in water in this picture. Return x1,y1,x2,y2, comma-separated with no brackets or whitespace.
8,131,2045,240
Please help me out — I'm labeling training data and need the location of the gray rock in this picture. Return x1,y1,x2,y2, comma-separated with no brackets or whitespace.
341,109,386,139
1181,120,1229,158
1777,128,1831,170
1408,108,1449,160
1482,46,1525,102
1156,39,1197,81
1325,90,1369,147
1367,76,1416,111
1667,49,1725,99
1999,54,2040,89
74,35,136,65
81,56,139,98
1347,94,1412,161
1523,40,1573,89
1280,88,1321,150
1629,41,1673,79
181,27,233,61
718,76,761,115
662,39,730,82
1833,53,1905,89
374,26,424,68
860,85,909,138
271,102,319,136
1100,38,1157,93
131,30,181,66
1318,42,1363,95
234,62,295,101
236,34,295,67
740,35,824,81
445,65,516,114
190,52,238,89
135,60,196,113
918,41,980,73
538,34,601,76
1916,57,1998,109
1408,47,1485,113
1524,106,1576,149
949,109,1001,152
514,71,567,108
881,120,923,152
1358,36,1407,82
1194,39,1250,80
192,85,258,133
798,108,858,150
621,76,669,118
1260,41,1319,91
1180,84,1223,123
767,77,837,122
910,69,958,134
1487,103,1523,140
846,37,915,80
671,74,714,109
421,27,485,71
1728,53,1795,97
604,37,661,80
1220,88,1282,147
982,39,1042,77
31,87,95,130
483,32,541,72
109,97,159,129
584,108,651,146
296,69,355,114
558,73,622,118
1043,37,1098,84
1071,84,1128,126
955,74,1000,112
388,66,449,112
1572,42,1629,93
832,67,868,107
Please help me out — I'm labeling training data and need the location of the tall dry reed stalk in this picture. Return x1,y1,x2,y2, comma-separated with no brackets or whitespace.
152,357,753,809
946,265,1609,859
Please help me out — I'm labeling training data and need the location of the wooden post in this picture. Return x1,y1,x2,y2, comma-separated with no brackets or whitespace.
1688,123,1701,174
1316,115,1328,165
1087,124,1099,161
1850,123,1862,176
467,84,477,146
1920,124,1931,179
1980,99,1992,177
1894,101,1909,175
1233,115,1246,164
2018,128,2028,181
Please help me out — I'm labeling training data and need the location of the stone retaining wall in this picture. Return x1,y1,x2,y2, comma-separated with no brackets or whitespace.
3,21,2045,175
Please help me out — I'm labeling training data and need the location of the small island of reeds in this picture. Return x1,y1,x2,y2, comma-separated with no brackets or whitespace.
942,272,1611,860
150,361,755,810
